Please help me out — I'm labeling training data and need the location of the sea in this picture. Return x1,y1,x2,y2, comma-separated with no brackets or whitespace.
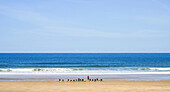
0,53,170,81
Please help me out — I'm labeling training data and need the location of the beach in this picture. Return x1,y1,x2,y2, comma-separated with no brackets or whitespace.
1,0,170,90
0,80,170,92
0,54,170,92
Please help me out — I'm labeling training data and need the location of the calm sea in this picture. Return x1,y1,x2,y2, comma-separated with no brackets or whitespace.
0,53,170,74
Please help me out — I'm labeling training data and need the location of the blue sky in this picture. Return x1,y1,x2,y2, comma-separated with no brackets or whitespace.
0,0,170,53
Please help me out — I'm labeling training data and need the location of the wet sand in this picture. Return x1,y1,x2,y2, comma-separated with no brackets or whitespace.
0,81,170,92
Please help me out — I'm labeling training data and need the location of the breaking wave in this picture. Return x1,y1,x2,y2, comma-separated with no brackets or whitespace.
0,67,170,74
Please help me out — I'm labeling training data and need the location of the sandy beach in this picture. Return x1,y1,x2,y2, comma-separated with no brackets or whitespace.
0,81,170,92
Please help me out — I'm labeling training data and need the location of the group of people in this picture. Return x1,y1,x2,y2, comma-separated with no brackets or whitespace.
58,76,103,82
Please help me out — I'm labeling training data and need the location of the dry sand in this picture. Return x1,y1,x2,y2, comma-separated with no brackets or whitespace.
0,81,170,92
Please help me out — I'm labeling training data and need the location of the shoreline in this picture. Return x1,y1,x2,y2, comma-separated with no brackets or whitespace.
0,80,170,92
1,72,170,75
1,74,170,81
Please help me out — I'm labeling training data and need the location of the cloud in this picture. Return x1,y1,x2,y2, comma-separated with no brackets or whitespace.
0,5,54,26
24,27,169,38
0,4,169,39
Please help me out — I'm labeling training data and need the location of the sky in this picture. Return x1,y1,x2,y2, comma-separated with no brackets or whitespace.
0,0,170,53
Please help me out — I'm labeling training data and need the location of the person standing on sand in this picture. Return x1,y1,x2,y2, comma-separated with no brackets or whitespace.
87,76,89,80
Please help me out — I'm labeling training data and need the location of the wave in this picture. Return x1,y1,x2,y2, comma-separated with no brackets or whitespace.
26,62,88,64
149,68,170,70
0,64,124,68
0,68,72,72
0,67,170,73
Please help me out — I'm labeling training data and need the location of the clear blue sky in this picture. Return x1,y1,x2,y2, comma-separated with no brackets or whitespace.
0,0,170,53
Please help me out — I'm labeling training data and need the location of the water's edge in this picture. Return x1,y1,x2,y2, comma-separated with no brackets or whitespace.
1,74,170,81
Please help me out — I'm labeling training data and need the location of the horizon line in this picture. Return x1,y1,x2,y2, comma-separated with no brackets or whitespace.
0,51,170,53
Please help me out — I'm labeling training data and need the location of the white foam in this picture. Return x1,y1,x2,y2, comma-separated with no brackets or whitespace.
0,68,170,75
149,68,170,70
0,68,73,72
1,72,170,75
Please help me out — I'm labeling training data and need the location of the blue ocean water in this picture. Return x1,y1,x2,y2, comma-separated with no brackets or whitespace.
0,53,170,74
